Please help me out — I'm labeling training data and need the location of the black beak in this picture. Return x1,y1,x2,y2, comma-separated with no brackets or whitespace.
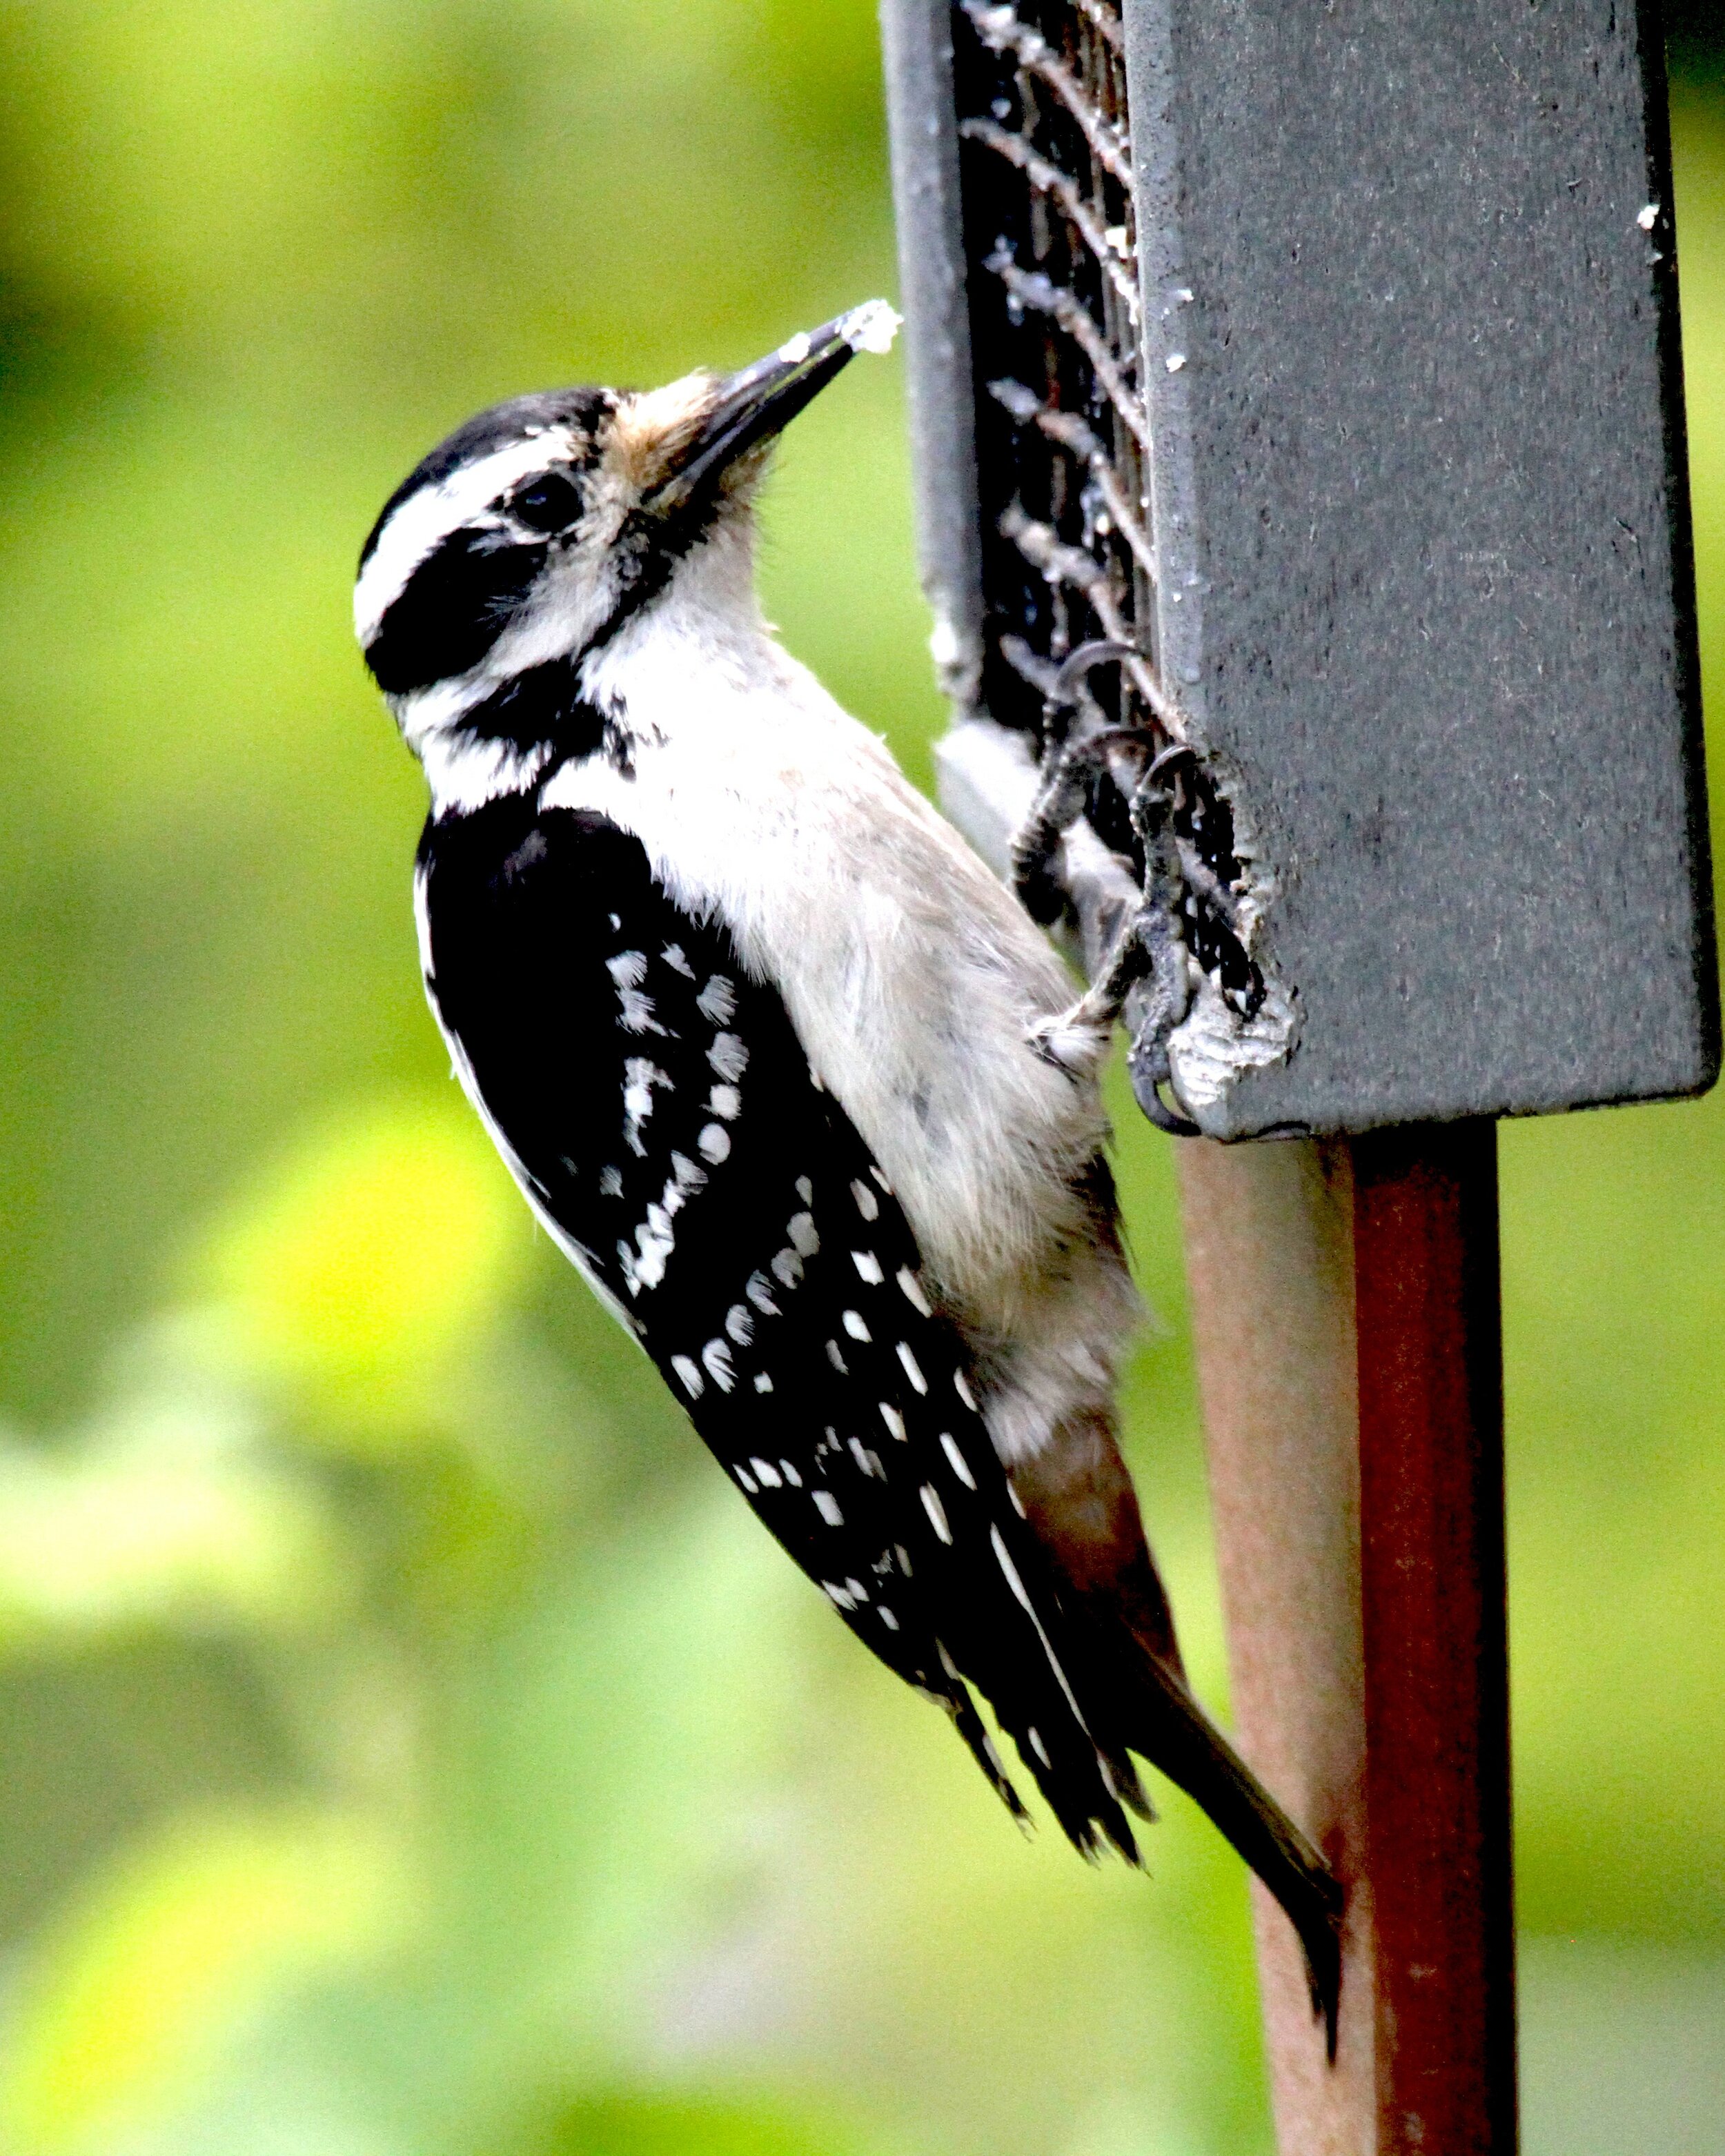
648,300,899,515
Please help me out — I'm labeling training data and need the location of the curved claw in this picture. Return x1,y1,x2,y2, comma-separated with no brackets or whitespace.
1137,1082,1202,1139
1126,1031,1203,1136
1147,741,1198,785
1049,637,1142,709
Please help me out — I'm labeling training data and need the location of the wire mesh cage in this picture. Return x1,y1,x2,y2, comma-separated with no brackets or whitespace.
954,0,1152,735
904,0,1274,1129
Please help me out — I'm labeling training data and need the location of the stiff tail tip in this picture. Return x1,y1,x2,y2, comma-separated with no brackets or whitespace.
1292,1855,1343,2064
1124,1652,1343,2060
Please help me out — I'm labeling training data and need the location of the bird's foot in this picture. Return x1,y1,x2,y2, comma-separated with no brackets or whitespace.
1010,641,1153,925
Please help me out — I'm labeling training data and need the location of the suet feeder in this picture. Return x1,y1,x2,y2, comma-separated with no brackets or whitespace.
880,2,1717,2145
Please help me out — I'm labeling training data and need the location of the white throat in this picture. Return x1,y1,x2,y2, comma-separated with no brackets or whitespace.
578,514,773,715
405,515,767,820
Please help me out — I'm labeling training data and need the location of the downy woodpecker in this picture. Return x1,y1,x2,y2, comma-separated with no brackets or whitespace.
355,303,1341,2035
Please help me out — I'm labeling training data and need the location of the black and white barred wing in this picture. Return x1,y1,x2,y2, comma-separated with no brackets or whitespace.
416,798,1143,1856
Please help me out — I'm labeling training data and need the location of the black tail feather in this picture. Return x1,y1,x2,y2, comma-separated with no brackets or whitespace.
1127,1652,1342,2056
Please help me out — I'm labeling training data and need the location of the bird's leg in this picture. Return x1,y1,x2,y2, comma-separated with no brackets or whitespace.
1029,751,1197,1121
1010,640,1144,926
1112,746,1200,1134
1011,724,1145,923
1014,649,1205,1131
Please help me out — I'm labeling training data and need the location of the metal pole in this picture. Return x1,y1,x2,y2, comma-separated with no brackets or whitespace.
1179,1125,1515,2155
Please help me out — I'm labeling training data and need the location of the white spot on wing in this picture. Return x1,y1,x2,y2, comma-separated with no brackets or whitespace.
940,1432,977,1490
660,942,695,978
622,1059,670,1158
616,1151,707,1295
618,1207,667,1294
753,1372,773,1393
617,988,664,1035
696,974,737,1023
708,1032,748,1082
814,1490,844,1527
734,1464,758,1494
745,1271,780,1316
921,1485,952,1544
607,951,647,989
750,1456,782,1488
897,1267,932,1317
796,1176,814,1203
599,1165,623,1198
852,1249,885,1285
671,1355,704,1399
724,1303,754,1346
954,1369,978,1413
896,1343,928,1394
879,1403,907,1442
698,1122,731,1164
842,1310,871,1342
707,1084,741,1120
771,1247,803,1289
787,1211,819,1257
826,1340,849,1374
851,1178,880,1222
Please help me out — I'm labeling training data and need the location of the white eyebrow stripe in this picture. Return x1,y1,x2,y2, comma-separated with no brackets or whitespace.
354,430,575,645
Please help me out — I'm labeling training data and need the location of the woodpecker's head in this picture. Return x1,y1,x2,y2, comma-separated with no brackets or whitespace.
354,301,899,720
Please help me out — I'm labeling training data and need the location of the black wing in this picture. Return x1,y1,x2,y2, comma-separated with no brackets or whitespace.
417,795,1145,1856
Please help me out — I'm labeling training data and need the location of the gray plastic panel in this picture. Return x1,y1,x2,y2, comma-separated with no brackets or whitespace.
1122,0,1717,1135
883,0,1719,1138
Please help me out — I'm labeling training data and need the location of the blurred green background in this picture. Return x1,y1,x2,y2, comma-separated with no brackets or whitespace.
0,8,1722,2153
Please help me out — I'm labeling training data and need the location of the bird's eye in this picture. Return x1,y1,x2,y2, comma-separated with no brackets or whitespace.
509,470,583,534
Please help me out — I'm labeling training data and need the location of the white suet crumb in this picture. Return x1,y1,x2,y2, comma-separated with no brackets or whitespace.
838,299,902,355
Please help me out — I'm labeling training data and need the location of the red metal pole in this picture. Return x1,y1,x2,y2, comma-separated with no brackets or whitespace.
1177,1123,1516,2155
